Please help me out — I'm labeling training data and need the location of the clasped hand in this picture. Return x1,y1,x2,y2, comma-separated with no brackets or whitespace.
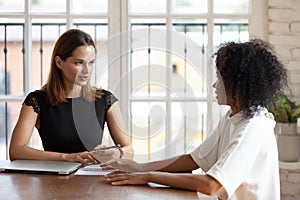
100,159,140,172
90,144,121,163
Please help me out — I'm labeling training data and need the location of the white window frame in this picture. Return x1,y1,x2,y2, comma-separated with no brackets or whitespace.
109,0,268,160
0,0,268,160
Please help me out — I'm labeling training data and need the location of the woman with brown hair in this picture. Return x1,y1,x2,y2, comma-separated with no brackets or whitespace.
9,29,133,165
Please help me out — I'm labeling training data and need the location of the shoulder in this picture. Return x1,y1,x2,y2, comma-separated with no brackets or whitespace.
24,90,46,101
248,108,276,129
100,89,110,94
23,90,47,113
26,89,47,98
97,89,118,101
95,89,119,111
101,89,114,96
248,115,275,131
241,113,276,143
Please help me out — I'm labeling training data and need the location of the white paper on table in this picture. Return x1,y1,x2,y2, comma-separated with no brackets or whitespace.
74,164,114,176
0,160,10,167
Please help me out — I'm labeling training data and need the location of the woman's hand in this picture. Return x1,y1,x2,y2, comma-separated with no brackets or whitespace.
63,151,98,165
105,171,150,186
100,159,141,172
90,145,121,163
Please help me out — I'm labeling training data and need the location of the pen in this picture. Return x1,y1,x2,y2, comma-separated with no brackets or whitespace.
100,144,121,150
99,144,123,158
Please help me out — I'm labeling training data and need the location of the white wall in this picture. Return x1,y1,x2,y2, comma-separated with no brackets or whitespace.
268,1,300,199
268,0,300,103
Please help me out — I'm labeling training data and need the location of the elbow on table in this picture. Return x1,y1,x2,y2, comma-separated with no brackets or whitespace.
196,175,221,195
9,151,17,161
9,145,21,161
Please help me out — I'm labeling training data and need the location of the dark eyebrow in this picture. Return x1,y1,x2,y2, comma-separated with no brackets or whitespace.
68,56,82,60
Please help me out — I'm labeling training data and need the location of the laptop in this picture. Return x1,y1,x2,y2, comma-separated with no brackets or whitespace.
0,160,82,175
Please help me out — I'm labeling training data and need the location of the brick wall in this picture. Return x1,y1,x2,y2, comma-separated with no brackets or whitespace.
268,0,300,103
268,1,300,199
280,168,300,200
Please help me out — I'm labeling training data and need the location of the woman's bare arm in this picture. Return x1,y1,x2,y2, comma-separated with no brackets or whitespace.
102,154,199,173
105,171,221,195
106,102,134,159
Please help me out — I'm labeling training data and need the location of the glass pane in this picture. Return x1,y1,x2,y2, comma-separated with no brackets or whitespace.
171,102,206,156
171,20,208,98
94,25,108,90
150,51,166,96
214,0,249,14
0,25,24,95
172,0,207,14
131,50,148,97
31,0,66,13
0,0,24,12
130,0,166,14
131,102,166,162
0,18,24,24
72,0,108,13
214,19,249,47
0,101,43,160
73,21,107,42
130,21,167,97
0,102,22,160
131,51,166,97
0,102,8,160
131,18,166,25
32,20,66,89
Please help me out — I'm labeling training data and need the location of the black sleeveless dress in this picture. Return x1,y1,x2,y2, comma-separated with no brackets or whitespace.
23,89,118,153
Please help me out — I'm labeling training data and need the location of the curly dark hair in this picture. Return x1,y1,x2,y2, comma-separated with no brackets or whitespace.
215,39,288,118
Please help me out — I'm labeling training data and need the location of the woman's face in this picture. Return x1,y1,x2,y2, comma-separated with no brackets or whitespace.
213,72,241,114
55,45,95,87
213,72,229,106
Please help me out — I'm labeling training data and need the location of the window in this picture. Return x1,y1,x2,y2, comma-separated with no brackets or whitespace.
121,0,251,162
0,0,109,160
0,0,265,161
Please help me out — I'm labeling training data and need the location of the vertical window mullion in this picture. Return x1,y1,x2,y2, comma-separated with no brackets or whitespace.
24,0,33,149
24,0,32,94
66,0,72,28
206,0,214,133
147,25,151,160
165,0,172,157
183,25,187,151
118,0,130,137
3,25,8,159
4,25,8,95
201,24,206,141
39,25,43,86
129,24,133,142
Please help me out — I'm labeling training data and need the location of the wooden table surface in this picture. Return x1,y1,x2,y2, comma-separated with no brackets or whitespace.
0,172,199,200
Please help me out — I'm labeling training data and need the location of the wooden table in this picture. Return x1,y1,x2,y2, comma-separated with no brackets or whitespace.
0,172,199,200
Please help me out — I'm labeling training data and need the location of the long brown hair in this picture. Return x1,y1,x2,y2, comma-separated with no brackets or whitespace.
42,29,101,106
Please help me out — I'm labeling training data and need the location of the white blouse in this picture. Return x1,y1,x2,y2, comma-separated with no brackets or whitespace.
190,109,280,200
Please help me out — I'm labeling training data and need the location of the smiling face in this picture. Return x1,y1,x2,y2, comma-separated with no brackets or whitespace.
55,45,95,88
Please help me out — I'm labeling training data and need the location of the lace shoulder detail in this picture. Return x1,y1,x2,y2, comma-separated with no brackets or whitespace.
23,92,40,114
105,90,118,112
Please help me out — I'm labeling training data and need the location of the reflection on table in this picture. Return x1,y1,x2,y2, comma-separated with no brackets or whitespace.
0,172,199,200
